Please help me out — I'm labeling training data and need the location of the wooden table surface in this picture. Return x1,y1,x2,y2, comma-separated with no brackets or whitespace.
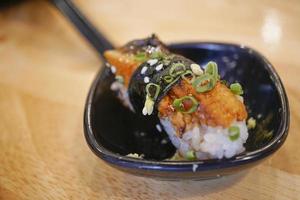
1,0,300,199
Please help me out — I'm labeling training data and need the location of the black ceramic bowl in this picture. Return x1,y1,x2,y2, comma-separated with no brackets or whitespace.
84,42,289,180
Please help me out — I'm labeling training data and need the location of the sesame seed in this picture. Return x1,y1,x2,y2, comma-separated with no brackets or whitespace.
147,59,158,66
190,64,203,75
161,139,168,144
141,66,148,74
156,124,162,132
111,66,116,73
144,76,150,83
257,114,262,119
140,132,146,137
147,46,156,54
155,64,163,71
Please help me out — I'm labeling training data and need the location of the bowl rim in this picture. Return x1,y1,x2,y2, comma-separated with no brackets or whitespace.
84,42,290,172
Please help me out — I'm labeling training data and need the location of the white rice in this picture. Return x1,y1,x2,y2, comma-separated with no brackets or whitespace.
160,118,248,160
126,153,143,159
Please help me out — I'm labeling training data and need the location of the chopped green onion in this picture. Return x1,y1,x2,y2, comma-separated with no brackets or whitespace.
190,61,219,93
163,75,174,83
230,83,243,95
146,83,160,100
166,76,180,89
247,117,256,129
205,61,219,80
169,63,186,77
186,150,196,160
192,74,216,93
145,95,154,114
162,59,171,66
115,75,124,84
134,52,147,62
181,70,195,83
263,131,273,140
228,126,240,141
143,95,155,115
220,79,229,87
250,113,273,148
172,96,199,114
150,51,164,59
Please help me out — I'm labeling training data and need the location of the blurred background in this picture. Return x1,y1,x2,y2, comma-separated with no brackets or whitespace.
0,0,299,199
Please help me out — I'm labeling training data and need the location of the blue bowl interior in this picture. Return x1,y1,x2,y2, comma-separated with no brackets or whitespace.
87,42,288,164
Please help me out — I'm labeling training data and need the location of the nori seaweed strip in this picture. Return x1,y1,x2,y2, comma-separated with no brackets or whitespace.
120,34,169,55
128,54,194,115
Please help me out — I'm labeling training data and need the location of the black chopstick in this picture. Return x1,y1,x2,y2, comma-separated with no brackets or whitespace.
50,0,114,59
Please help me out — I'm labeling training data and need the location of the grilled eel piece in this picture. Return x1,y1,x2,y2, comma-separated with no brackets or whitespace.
104,35,247,137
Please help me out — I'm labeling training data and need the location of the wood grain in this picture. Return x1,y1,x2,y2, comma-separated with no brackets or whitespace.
1,0,300,199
